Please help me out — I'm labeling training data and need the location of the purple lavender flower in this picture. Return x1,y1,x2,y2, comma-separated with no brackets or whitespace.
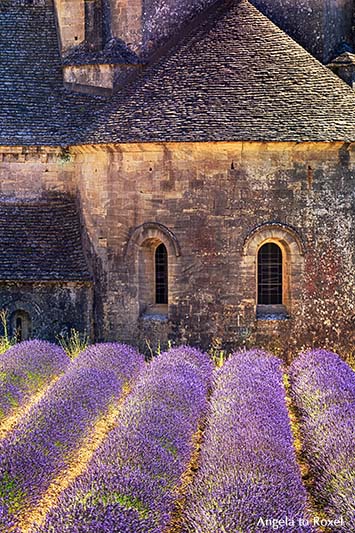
0,504,20,533
0,343,144,527
0,340,68,421
289,349,355,532
35,347,213,533
71,342,144,380
182,349,313,533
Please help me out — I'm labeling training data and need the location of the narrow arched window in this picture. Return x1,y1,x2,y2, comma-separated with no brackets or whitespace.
155,243,168,304
258,243,283,305
16,316,22,339
11,310,32,341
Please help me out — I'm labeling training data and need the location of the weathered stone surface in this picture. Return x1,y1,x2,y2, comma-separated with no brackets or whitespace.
0,281,93,341
0,0,355,360
55,0,217,92
0,146,75,197
71,141,355,358
250,0,355,63
85,0,103,51
64,64,115,90
327,52,355,87
54,0,85,52
3,1,355,143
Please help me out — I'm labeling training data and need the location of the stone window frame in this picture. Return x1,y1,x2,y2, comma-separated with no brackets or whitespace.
125,222,181,319
3,299,39,339
242,223,305,319
11,309,32,341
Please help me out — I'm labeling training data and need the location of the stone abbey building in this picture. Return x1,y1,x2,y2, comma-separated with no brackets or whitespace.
1,0,355,356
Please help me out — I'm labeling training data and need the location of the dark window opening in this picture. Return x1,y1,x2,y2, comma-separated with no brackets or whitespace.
11,310,32,341
258,243,283,305
155,243,168,304
16,317,23,341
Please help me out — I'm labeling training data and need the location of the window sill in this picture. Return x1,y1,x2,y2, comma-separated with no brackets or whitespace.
141,304,168,322
256,304,289,321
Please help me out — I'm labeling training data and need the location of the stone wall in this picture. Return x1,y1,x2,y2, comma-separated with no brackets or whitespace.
0,281,93,341
107,0,142,52
54,0,217,56
0,146,75,198
0,146,93,343
106,0,216,55
250,0,354,63
54,0,217,92
0,141,354,359
53,0,85,52
72,141,355,359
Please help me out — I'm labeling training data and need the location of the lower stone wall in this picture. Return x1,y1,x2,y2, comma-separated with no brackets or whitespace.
73,141,355,361
0,281,93,341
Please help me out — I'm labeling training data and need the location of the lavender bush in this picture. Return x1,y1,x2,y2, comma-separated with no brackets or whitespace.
289,349,355,531
0,340,68,422
182,349,312,533
35,346,213,533
70,342,144,378
0,343,144,526
0,504,19,533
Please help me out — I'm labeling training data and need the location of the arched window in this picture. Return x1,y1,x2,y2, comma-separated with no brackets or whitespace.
243,222,305,318
258,243,283,305
126,222,180,318
155,243,168,304
11,310,32,341
137,238,170,316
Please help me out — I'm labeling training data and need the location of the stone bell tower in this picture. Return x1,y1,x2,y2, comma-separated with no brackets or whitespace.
250,0,355,64
53,0,217,94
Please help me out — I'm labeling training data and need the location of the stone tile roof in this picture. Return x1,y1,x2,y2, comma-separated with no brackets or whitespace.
63,38,140,66
0,0,101,146
327,52,355,67
2,0,355,145
0,200,91,281
85,0,355,143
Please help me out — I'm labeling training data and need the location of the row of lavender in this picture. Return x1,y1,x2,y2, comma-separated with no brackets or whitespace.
1,341,354,532
33,348,316,532
34,347,213,532
182,350,313,532
0,342,144,532
289,349,355,533
0,340,68,422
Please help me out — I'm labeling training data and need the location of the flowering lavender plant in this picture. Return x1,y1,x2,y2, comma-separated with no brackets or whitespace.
289,349,355,531
35,346,212,533
182,349,312,533
0,340,68,421
0,343,144,526
70,342,144,379
0,504,20,533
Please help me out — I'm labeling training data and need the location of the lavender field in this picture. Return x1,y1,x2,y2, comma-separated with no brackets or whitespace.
0,343,354,532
